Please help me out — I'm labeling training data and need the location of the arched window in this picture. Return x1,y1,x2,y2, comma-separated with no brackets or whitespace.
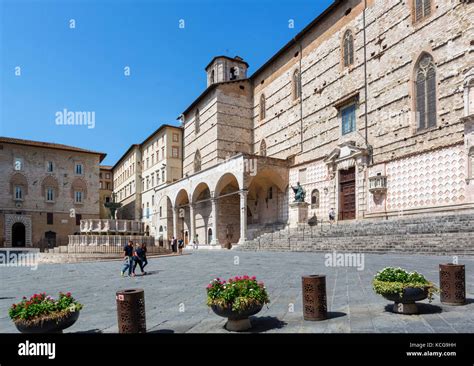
415,53,437,131
293,69,301,100
260,139,267,157
210,69,215,84
311,189,320,208
259,94,266,121
194,150,201,173
465,71,474,117
469,147,474,182
343,30,354,67
414,0,431,22
195,109,200,134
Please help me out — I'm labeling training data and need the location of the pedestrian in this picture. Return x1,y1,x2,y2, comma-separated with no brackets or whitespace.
172,237,178,253
329,208,336,225
121,240,134,277
140,243,148,270
178,238,184,255
192,238,198,250
133,243,147,275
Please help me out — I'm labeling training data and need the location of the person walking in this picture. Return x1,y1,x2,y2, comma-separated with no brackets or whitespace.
133,243,147,275
178,238,184,255
140,243,148,270
121,240,134,277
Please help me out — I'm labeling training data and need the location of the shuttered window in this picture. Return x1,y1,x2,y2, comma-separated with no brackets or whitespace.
414,0,431,22
415,54,437,131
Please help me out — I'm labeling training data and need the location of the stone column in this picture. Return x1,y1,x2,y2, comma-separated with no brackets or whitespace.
238,190,248,244
210,198,220,246
189,204,196,244
172,206,178,240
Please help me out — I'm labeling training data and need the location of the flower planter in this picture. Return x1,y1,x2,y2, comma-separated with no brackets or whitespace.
211,303,264,332
383,287,429,315
14,310,80,333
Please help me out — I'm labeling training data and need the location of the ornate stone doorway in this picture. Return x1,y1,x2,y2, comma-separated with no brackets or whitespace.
12,222,26,247
339,167,356,220
5,214,32,247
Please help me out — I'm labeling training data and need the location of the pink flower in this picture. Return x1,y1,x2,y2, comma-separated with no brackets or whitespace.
66,292,71,297
243,275,249,280
251,276,256,280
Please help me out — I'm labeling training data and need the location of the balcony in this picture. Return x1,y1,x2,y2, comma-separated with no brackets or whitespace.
368,175,387,194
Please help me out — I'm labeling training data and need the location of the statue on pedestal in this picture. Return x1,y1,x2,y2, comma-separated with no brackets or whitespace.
291,182,306,203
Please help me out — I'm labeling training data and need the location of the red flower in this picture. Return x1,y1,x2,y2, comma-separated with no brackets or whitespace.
66,292,71,297
251,276,256,280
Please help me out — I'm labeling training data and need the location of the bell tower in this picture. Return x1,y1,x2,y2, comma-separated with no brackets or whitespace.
205,55,248,87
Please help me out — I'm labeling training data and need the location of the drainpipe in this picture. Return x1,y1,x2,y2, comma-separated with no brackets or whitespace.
298,40,304,153
363,0,372,164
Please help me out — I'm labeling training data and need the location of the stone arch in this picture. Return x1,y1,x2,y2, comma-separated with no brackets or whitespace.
5,214,32,247
214,173,240,197
213,173,241,245
175,189,190,207
192,182,211,203
247,168,288,226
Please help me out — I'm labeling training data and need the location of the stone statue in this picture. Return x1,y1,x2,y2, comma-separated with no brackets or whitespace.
104,193,122,220
291,182,306,203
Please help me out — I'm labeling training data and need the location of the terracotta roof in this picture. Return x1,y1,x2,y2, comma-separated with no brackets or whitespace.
100,165,114,170
0,136,106,162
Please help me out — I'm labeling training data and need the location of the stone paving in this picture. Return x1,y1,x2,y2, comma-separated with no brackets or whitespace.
0,251,473,333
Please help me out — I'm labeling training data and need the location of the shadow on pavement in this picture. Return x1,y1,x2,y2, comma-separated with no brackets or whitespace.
327,311,347,320
147,329,175,334
247,316,287,333
383,303,443,314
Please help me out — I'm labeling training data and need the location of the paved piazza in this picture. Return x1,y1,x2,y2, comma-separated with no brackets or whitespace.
0,251,473,333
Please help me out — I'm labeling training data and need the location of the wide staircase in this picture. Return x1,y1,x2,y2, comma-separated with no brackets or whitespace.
238,213,474,255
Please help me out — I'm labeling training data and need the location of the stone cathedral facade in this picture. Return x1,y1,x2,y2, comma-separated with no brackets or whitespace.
151,0,474,248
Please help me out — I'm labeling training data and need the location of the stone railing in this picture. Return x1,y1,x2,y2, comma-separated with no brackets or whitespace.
80,219,144,234
68,235,155,247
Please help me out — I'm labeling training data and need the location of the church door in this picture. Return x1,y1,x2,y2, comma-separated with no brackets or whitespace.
339,167,356,220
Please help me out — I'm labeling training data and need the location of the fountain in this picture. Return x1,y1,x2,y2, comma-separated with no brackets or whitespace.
66,194,167,254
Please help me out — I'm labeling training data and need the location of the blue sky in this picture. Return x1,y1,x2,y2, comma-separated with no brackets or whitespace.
1,0,333,166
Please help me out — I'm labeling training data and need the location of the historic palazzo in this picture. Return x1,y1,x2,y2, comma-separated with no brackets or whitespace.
148,0,474,248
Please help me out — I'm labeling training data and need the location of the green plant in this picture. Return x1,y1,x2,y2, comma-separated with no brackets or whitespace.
372,267,438,302
206,276,270,312
9,292,83,324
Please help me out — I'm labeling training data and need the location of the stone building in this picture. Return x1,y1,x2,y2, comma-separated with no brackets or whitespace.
0,137,105,248
112,125,183,238
150,0,474,248
99,165,113,219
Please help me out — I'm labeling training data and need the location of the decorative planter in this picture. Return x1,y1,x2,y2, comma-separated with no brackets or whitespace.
439,263,466,306
211,303,263,331
302,275,327,321
383,287,429,314
14,310,80,333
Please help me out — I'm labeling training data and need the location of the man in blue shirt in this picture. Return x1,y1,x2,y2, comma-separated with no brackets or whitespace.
121,240,134,277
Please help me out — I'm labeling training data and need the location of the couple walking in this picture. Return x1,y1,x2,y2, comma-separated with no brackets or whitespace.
121,240,148,277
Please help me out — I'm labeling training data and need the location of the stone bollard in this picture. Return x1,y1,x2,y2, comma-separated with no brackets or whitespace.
302,275,327,321
439,264,466,306
116,288,146,333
